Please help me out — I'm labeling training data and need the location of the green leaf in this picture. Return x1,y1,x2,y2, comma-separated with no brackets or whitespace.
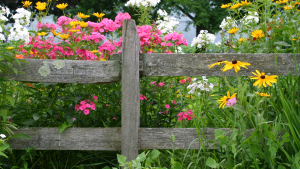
32,113,40,121
0,143,10,152
215,129,225,140
135,152,146,162
58,122,73,133
206,157,218,168
6,95,15,107
117,154,127,165
12,133,32,139
274,41,291,47
148,149,160,162
173,162,182,169
0,151,8,158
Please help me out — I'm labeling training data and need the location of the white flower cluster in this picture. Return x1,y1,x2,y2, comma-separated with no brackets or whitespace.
187,76,214,95
125,0,160,7
219,16,237,30
0,5,10,41
0,134,6,139
12,8,31,26
191,30,216,48
7,8,31,43
241,11,259,26
156,10,179,34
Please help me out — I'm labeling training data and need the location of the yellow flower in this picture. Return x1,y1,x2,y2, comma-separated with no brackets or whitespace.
251,30,265,39
93,12,105,21
230,3,242,9
35,2,47,11
175,90,179,93
221,4,231,8
51,29,60,36
249,70,278,88
186,95,193,99
56,3,68,10
37,32,47,36
79,21,88,28
218,91,237,109
283,6,291,10
90,50,98,53
238,37,247,42
257,92,270,97
222,59,251,72
240,0,251,5
293,2,300,7
100,58,107,61
22,1,32,9
275,0,288,4
68,29,80,33
227,27,239,35
59,34,70,40
7,46,13,50
208,60,228,69
78,12,90,19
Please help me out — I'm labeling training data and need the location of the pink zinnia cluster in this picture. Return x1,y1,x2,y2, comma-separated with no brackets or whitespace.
137,25,162,51
140,94,147,100
100,18,118,32
75,49,97,60
150,81,165,87
177,110,195,121
163,32,188,46
115,12,131,28
37,23,59,31
179,77,192,84
75,99,96,115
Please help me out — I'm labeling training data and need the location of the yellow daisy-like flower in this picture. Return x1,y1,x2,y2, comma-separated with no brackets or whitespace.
7,46,13,50
230,3,242,9
51,29,60,36
208,60,228,69
283,6,291,10
56,3,68,10
293,2,300,7
100,58,107,61
221,4,231,8
68,29,80,33
35,2,47,11
69,21,80,28
90,50,98,53
78,12,90,19
257,92,270,97
240,0,251,5
218,91,237,109
59,34,70,40
222,59,251,72
22,1,32,9
37,32,47,36
251,30,265,39
249,70,278,88
238,37,247,42
276,0,288,4
227,27,239,35
79,21,88,28
93,12,105,21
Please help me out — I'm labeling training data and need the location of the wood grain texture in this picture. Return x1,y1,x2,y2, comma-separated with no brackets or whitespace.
142,53,300,76
0,59,121,84
121,19,141,161
9,128,254,150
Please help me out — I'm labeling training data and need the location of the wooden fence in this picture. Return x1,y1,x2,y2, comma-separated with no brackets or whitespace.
5,19,300,161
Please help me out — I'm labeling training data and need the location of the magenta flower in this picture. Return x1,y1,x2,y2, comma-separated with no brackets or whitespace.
173,100,177,105
177,112,184,121
165,104,170,109
93,96,98,100
151,81,156,85
158,82,165,87
140,94,147,100
83,109,90,115
72,118,76,121
226,97,237,107
113,117,116,120
106,104,110,107
180,79,186,83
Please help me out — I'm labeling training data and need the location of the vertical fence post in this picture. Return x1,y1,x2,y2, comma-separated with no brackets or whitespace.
121,19,140,161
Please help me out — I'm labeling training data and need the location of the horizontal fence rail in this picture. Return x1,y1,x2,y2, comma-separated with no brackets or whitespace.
1,53,299,84
8,127,251,150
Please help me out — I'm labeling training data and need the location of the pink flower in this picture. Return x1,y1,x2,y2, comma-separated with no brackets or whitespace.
173,100,177,105
106,104,110,107
83,109,90,115
72,118,76,121
93,96,98,100
75,105,80,111
114,12,131,28
226,97,237,107
140,94,147,100
177,112,184,121
165,104,170,109
113,117,116,120
158,82,165,87
151,81,156,85
180,79,186,83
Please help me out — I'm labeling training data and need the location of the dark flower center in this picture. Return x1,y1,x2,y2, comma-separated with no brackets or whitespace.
232,59,237,64
226,98,229,101
218,60,222,62
260,75,265,79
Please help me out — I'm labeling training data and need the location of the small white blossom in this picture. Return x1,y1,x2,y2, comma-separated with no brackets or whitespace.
0,134,6,138
8,23,30,43
156,10,179,34
191,30,216,48
241,11,259,26
125,0,160,7
187,76,214,94
12,8,31,26
157,9,168,16
219,16,237,30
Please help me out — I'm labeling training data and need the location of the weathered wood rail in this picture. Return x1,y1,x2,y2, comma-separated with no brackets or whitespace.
5,19,300,161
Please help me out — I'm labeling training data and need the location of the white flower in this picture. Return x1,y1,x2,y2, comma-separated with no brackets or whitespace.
191,30,215,48
8,23,30,43
0,33,5,41
242,11,259,26
0,134,6,138
156,13,179,34
219,16,237,30
187,77,214,94
125,0,160,7
157,9,168,16
12,8,31,26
